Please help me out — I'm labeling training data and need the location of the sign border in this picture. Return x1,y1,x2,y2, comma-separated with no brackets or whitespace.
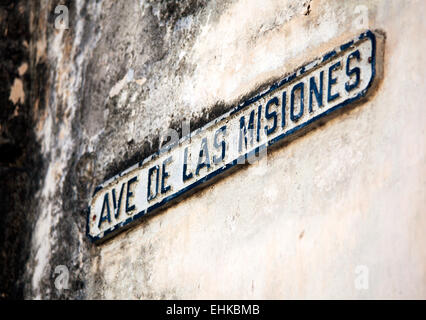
87,30,377,243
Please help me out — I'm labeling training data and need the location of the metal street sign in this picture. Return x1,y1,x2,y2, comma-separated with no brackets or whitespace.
87,30,379,243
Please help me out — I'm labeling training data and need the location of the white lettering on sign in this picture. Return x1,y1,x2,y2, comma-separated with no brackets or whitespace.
87,31,378,242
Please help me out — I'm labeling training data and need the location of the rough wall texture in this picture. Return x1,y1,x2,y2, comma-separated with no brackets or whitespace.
1,0,425,299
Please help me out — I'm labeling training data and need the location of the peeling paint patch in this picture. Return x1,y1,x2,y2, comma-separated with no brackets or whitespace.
109,77,126,98
18,62,28,76
9,78,25,105
36,38,46,64
135,78,147,86
109,69,136,98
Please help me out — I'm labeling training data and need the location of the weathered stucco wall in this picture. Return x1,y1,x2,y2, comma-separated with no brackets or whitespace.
1,0,425,299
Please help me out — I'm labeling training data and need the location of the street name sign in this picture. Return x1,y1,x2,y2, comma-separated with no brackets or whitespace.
87,30,380,243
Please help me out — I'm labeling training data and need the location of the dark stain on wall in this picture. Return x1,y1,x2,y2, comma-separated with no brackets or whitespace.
0,0,44,300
